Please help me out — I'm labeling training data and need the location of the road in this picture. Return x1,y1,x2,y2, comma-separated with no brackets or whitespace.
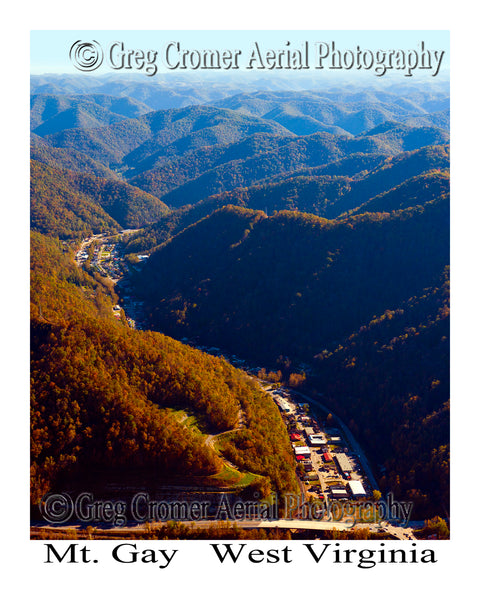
31,518,356,536
288,390,419,539
32,515,422,537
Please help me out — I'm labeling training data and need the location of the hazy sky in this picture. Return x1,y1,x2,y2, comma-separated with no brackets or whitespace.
30,30,450,81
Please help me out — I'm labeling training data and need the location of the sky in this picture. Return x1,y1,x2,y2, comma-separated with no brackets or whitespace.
30,30,450,81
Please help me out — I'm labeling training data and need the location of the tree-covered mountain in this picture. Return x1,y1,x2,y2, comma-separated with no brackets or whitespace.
30,160,169,239
133,198,448,365
345,169,449,216
311,267,450,518
30,78,450,525
402,108,450,131
42,105,291,168
123,144,449,252
30,73,259,110
31,230,298,504
131,198,449,517
31,160,120,239
33,92,448,212
31,135,119,179
147,124,448,208
211,89,450,135
30,93,152,135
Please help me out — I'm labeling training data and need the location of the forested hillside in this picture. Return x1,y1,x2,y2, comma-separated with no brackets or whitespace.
135,124,448,206
123,144,449,252
129,197,449,518
30,93,152,136
133,199,448,365
211,89,450,136
31,135,119,179
312,267,450,517
30,160,169,239
31,231,297,504
42,105,290,168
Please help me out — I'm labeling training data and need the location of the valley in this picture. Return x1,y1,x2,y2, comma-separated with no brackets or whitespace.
30,74,450,539
62,229,421,539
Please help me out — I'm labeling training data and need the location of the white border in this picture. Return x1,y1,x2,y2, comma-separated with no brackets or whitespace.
3,1,477,597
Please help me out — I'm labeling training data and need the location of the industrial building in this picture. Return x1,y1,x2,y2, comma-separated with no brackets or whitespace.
335,453,354,475
329,486,349,500
308,433,327,446
330,436,343,444
348,480,367,498
276,397,293,413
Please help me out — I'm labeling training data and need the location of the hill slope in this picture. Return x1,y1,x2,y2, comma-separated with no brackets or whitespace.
30,160,169,239
130,201,449,518
133,199,449,364
31,93,152,135
212,89,450,135
31,231,298,504
152,125,449,207
123,144,449,253
311,268,450,518
42,105,292,168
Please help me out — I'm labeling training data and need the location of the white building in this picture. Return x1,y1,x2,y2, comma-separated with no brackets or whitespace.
294,446,311,457
308,434,327,446
348,480,367,498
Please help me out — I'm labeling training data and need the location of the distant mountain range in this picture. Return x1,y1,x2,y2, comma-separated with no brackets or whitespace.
31,85,450,215
31,93,152,136
211,89,449,136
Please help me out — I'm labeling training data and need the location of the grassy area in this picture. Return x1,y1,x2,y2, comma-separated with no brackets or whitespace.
214,430,240,449
164,411,263,490
165,407,203,434
205,463,259,488
206,433,262,488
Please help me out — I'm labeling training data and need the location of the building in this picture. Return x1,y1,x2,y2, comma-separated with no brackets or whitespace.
276,397,292,413
329,486,349,500
304,427,315,436
330,436,343,444
308,433,327,446
348,480,367,498
294,446,311,457
323,452,333,462
335,453,354,475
